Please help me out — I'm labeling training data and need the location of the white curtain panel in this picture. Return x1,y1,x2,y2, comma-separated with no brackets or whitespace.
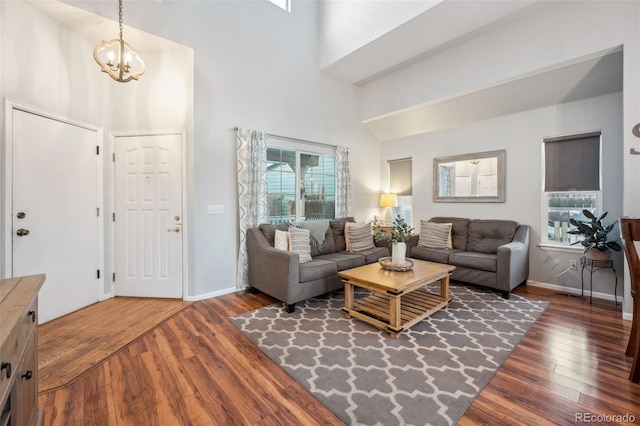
236,127,268,289
335,145,351,218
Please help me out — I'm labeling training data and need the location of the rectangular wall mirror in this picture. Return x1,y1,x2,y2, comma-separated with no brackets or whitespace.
433,150,506,203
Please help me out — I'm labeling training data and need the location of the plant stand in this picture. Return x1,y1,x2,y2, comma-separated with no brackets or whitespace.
580,255,618,309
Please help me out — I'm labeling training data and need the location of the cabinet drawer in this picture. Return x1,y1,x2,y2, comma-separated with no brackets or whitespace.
0,299,37,406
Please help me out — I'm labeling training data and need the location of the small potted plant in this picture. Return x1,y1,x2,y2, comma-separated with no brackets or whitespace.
374,215,414,264
568,209,622,260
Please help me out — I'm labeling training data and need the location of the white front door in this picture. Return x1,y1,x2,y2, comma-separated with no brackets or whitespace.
11,108,103,324
114,133,183,298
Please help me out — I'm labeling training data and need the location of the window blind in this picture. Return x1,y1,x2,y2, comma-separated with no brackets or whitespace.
544,132,601,192
389,158,412,196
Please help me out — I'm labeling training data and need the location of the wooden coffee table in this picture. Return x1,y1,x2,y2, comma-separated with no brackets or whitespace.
338,259,455,338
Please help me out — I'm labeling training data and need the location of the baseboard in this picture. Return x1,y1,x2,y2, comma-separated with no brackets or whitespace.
526,279,622,303
184,285,240,301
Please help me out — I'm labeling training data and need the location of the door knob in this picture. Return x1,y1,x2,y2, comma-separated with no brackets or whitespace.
168,227,180,233
16,229,30,236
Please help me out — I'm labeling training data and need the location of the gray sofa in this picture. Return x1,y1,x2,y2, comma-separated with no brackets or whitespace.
408,217,530,299
246,217,389,312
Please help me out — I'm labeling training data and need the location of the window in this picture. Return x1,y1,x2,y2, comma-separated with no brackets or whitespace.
542,131,601,246
266,145,335,224
388,158,413,226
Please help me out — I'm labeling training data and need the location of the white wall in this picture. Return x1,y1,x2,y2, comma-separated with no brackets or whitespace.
359,2,637,121
368,1,638,317
0,0,111,285
317,0,439,70
382,91,623,294
61,0,380,298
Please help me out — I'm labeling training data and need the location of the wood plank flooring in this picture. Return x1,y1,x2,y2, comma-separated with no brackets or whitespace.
39,285,640,425
38,297,192,393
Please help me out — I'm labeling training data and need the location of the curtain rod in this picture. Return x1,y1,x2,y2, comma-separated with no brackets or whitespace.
233,126,336,149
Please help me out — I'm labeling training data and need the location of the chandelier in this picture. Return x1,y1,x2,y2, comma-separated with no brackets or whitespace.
93,0,145,82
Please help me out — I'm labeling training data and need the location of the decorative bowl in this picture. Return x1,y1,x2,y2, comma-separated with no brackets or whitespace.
378,257,414,272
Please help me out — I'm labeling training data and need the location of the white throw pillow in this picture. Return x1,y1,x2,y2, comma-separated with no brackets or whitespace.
274,229,289,251
345,222,375,252
418,221,453,249
288,226,312,263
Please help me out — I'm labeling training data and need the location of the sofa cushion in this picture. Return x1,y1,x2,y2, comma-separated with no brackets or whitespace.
330,217,355,252
315,252,366,271
418,220,452,249
410,246,463,264
289,226,312,263
467,220,518,254
351,246,390,264
449,252,498,273
298,259,338,283
345,222,375,251
430,217,470,251
259,223,290,247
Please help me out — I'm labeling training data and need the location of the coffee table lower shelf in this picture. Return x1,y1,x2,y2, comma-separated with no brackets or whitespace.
343,287,448,338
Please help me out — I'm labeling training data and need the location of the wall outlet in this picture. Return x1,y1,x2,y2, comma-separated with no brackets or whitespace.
569,259,577,270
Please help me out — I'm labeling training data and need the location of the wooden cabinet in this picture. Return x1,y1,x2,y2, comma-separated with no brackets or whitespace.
0,275,45,426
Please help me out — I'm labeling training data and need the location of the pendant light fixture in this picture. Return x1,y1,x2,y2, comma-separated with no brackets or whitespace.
93,0,145,82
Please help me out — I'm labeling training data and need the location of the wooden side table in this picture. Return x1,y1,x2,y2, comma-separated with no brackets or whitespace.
580,255,618,308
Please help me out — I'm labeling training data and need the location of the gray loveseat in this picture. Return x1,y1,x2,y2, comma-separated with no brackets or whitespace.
407,217,530,299
246,217,389,312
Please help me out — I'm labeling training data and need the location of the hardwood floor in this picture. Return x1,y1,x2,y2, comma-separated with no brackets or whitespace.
39,285,639,425
38,297,192,393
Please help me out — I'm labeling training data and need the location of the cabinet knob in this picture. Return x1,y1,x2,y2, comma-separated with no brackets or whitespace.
21,370,33,380
1,362,11,379
28,310,36,322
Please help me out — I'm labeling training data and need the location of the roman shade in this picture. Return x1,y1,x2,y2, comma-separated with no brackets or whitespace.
389,158,412,196
544,131,601,192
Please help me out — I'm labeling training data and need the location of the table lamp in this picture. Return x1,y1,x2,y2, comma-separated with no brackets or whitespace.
379,193,398,225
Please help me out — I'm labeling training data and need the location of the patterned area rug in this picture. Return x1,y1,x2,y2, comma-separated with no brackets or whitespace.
230,284,548,426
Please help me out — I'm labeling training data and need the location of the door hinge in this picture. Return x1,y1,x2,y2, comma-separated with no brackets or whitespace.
97,269,100,279
112,272,116,282
112,212,115,222
97,146,100,155
113,153,115,162
97,207,100,217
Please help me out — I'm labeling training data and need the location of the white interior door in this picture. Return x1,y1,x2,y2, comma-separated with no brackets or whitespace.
11,108,102,324
114,133,183,298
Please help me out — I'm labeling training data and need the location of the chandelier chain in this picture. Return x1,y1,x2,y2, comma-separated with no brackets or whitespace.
118,0,124,41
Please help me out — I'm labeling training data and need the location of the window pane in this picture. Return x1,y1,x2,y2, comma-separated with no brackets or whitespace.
267,147,335,223
546,191,598,244
267,148,296,224
301,154,335,221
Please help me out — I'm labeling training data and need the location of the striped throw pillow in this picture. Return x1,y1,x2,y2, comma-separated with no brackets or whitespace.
418,221,453,249
345,222,374,252
288,226,312,263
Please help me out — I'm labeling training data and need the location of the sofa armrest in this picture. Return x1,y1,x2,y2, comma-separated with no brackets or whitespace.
247,227,300,303
497,225,530,291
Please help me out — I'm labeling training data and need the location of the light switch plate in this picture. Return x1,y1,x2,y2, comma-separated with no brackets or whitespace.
207,205,224,215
